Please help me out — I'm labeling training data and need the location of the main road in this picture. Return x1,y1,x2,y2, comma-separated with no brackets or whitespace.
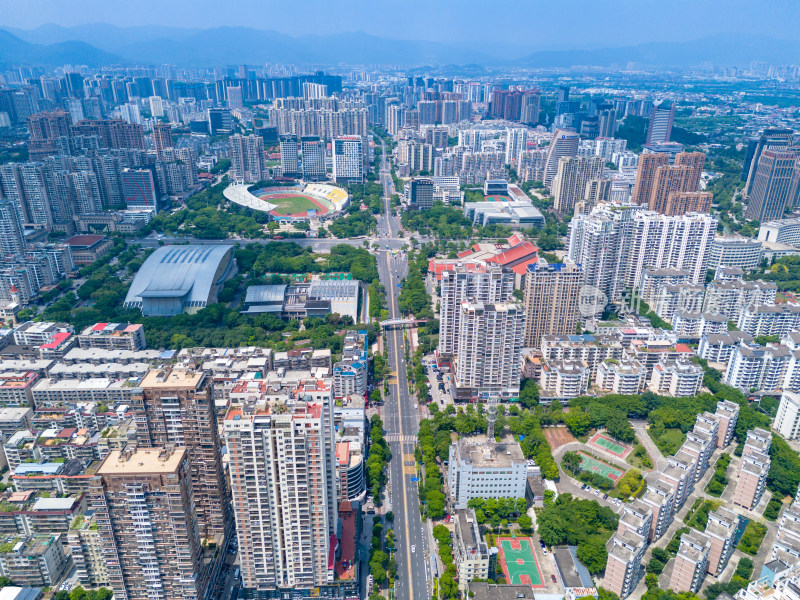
376,134,430,600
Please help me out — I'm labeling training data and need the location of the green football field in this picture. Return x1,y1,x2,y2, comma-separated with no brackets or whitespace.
267,194,320,214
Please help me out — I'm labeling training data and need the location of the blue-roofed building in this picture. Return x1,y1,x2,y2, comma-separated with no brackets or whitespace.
241,279,360,322
13,463,63,476
0,587,44,600
333,330,368,399
123,245,236,316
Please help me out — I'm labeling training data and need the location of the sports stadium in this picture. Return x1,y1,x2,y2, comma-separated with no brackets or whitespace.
223,183,349,222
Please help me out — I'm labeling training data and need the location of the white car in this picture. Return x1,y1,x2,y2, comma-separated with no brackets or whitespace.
411,545,416,553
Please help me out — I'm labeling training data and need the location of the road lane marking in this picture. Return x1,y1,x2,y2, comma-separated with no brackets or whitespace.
386,250,415,600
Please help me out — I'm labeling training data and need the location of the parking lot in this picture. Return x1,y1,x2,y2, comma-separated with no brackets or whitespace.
578,482,624,507
426,361,453,407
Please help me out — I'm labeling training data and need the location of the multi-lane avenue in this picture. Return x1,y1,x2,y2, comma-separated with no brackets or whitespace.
376,136,431,600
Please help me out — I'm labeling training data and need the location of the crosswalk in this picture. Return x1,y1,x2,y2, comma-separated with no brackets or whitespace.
385,434,417,443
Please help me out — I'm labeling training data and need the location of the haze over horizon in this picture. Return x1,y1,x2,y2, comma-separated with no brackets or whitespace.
2,0,800,48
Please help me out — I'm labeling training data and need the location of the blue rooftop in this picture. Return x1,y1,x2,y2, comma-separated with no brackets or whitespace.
14,463,62,476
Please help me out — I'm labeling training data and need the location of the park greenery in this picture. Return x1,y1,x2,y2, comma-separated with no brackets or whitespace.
646,547,671,575
432,524,461,600
365,414,391,504
684,499,721,531
737,520,768,555
537,493,618,574
328,210,377,238
398,248,435,319
401,202,474,239
648,426,686,456
751,255,800,292
764,496,784,521
636,298,673,330
52,588,113,600
466,497,529,529
147,179,272,239
565,363,800,502
41,240,381,351
348,181,384,214
368,517,394,586
704,558,754,600
705,453,731,497
627,443,654,470
612,469,644,501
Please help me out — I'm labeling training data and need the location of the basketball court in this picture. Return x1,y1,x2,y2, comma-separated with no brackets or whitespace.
497,536,545,588
587,432,632,459
577,451,624,483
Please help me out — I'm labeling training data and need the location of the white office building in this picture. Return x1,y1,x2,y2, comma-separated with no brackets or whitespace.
447,435,528,509
708,236,764,270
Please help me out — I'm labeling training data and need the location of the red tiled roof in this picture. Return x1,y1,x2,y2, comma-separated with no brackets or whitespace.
511,259,537,276
40,332,71,350
484,241,539,266
65,234,106,247
336,442,350,466
508,233,525,246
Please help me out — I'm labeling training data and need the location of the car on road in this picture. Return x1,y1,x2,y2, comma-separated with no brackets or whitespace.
593,489,599,496
603,494,609,500
551,575,557,583
411,545,416,553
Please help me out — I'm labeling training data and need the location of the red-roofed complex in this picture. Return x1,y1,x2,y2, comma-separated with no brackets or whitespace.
64,235,113,265
428,234,538,284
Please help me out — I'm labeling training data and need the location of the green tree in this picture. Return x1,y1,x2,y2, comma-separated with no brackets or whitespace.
577,538,608,574
564,408,592,436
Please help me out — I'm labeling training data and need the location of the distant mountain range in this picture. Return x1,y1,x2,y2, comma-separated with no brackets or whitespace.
1,24,799,68
0,30,119,67
516,34,800,68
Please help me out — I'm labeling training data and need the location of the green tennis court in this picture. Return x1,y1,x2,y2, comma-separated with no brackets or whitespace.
578,451,624,482
497,537,544,588
588,432,631,458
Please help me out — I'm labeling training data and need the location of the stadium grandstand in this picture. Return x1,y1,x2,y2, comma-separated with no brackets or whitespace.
223,183,349,222
223,184,278,213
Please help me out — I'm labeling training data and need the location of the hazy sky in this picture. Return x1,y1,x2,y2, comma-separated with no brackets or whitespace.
2,0,799,46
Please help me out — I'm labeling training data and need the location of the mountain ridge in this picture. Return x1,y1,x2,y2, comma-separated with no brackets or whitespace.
1,25,798,68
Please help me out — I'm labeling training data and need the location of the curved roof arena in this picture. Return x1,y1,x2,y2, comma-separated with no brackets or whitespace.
124,245,235,316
